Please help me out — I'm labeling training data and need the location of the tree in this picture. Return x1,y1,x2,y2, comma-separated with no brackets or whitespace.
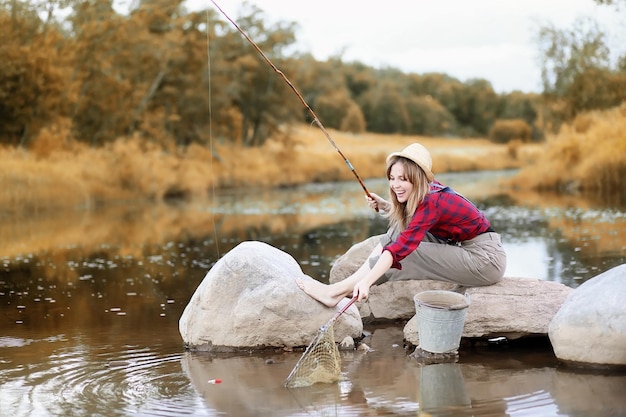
214,3,302,147
67,0,214,147
567,67,626,114
1,0,552,150
593,0,626,5
0,8,67,146
358,79,409,134
536,17,610,98
535,11,626,120
68,0,140,145
497,92,542,141
405,95,456,136
342,61,378,100
314,90,356,130
290,56,351,126
453,79,499,136
498,92,538,125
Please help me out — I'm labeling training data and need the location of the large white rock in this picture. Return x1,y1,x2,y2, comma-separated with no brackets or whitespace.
548,264,626,367
179,241,362,351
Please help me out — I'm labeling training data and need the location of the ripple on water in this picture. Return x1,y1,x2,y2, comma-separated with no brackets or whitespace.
2,330,625,417
1,343,210,417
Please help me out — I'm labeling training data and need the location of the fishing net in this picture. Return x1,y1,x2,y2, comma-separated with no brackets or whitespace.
284,296,357,388
284,322,342,388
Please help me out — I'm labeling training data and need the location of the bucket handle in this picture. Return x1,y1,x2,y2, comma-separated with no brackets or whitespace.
418,301,469,311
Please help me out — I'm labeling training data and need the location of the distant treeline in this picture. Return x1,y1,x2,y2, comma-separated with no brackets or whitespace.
1,0,624,150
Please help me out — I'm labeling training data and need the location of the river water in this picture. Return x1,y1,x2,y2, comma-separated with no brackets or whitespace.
1,170,625,417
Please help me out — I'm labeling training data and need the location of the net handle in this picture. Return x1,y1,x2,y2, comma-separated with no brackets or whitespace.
320,295,358,331
332,296,358,322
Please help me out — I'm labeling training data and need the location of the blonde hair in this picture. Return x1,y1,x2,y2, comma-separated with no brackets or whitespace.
385,156,431,232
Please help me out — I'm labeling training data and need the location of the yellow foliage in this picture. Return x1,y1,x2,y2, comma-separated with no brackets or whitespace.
29,118,76,158
510,103,626,192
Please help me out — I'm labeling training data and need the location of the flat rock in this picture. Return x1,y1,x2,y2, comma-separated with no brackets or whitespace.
404,277,573,345
330,234,573,340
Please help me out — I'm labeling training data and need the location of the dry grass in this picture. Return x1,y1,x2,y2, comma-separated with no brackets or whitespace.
217,125,530,186
509,103,626,192
0,123,542,216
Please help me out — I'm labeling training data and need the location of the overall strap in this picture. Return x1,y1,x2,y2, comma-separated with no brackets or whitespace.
429,182,472,204
428,182,449,193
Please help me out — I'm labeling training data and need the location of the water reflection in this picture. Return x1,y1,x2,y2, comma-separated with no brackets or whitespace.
419,363,472,415
0,330,193,417
2,170,624,289
182,352,303,416
180,326,626,417
1,170,625,417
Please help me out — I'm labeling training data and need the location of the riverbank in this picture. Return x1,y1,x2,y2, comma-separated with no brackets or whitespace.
0,126,539,217
2,102,624,217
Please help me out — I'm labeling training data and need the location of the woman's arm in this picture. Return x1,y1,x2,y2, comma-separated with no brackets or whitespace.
353,250,394,301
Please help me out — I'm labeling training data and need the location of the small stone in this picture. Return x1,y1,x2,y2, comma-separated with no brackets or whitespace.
339,336,355,351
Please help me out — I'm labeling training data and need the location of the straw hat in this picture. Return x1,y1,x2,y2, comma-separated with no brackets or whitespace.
386,143,434,182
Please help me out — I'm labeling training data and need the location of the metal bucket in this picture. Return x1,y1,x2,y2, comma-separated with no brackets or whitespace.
414,290,470,353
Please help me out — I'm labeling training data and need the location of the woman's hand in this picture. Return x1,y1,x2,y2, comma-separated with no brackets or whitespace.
353,250,393,302
352,279,372,302
366,193,389,212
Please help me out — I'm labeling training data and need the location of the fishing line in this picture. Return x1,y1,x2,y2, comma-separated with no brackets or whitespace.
209,0,377,210
205,9,220,260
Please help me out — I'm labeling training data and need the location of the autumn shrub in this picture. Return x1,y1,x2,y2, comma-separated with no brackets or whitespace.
28,118,75,158
510,103,626,193
405,96,456,136
489,119,532,143
340,102,367,134
314,92,345,129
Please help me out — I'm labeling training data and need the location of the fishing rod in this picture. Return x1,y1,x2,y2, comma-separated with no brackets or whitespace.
210,0,377,211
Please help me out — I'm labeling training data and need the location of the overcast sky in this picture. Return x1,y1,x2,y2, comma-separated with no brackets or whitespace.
192,0,623,94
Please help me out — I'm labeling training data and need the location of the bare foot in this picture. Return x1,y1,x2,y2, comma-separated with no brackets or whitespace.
296,277,346,308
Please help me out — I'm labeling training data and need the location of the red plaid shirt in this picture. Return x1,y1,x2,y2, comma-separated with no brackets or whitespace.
384,181,492,269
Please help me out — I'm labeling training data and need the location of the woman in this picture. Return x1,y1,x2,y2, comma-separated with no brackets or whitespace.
297,142,507,307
